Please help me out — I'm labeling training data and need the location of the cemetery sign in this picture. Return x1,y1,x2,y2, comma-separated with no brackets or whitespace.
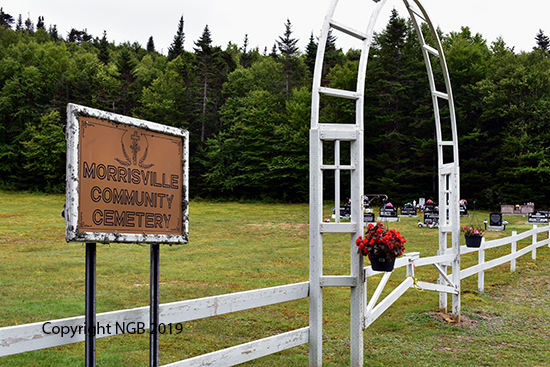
65,104,189,244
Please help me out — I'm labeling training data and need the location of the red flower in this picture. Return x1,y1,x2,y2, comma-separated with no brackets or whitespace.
355,222,406,261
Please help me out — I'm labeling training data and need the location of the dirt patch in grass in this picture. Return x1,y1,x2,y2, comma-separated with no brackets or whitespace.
426,311,482,327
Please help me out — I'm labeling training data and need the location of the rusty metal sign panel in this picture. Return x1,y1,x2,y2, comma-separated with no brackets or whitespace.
65,104,188,244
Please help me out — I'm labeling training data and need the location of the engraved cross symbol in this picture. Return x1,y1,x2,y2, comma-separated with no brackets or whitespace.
130,131,141,165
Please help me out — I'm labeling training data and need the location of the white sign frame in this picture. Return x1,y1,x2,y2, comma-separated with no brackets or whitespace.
65,103,189,244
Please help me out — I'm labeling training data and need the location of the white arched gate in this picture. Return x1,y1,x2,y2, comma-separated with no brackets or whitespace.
309,0,460,365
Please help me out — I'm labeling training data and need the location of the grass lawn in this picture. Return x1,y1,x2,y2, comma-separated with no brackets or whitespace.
0,190,549,366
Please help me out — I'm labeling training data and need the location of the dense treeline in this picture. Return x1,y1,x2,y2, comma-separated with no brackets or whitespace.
1,8,550,209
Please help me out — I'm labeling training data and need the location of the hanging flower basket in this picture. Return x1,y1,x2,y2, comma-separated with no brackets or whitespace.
355,222,406,272
464,234,483,248
461,225,484,248
369,257,396,272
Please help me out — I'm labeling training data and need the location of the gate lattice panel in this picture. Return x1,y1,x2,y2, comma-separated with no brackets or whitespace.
309,0,460,365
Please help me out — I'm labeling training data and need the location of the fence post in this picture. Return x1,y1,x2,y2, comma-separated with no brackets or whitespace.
532,225,537,260
511,231,517,272
349,129,364,367
309,129,323,367
478,238,485,293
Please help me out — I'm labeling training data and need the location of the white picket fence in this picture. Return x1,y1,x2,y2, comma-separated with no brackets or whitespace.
363,224,550,328
0,282,310,365
1,225,549,365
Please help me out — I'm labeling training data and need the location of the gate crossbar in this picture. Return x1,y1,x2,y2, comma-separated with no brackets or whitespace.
363,251,463,328
364,276,413,329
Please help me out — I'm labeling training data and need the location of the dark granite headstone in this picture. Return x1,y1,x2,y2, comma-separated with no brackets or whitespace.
380,207,398,217
424,211,439,225
528,211,548,224
364,212,375,223
489,213,502,226
400,207,417,216
424,203,435,212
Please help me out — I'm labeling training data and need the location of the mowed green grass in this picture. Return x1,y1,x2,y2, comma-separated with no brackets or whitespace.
0,191,549,366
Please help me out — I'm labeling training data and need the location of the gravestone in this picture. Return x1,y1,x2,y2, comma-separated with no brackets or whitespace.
424,211,439,225
490,213,502,226
501,203,535,215
380,206,397,217
487,212,504,231
339,202,351,219
364,212,375,223
460,204,468,217
500,205,514,215
528,211,549,224
521,203,535,214
400,206,417,216
378,205,399,222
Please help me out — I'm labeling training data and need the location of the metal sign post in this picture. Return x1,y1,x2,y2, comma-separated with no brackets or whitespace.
85,243,96,367
150,244,160,367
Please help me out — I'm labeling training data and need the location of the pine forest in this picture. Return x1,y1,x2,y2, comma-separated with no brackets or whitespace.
2,8,550,209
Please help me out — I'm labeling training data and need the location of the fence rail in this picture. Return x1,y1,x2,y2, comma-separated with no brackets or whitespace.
363,225,550,327
2,227,549,364
0,282,309,359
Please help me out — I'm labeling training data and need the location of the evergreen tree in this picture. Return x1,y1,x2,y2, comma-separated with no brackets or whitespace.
116,47,137,83
168,16,185,60
15,14,22,30
240,34,253,68
444,27,493,202
193,25,223,142
275,18,306,97
147,36,156,53
67,28,92,44
139,54,195,129
98,30,110,64
0,8,14,29
36,15,44,30
477,51,550,207
534,29,550,51
115,47,138,115
270,43,278,59
277,18,299,57
361,9,433,202
305,32,318,75
24,14,34,34
48,24,59,41
322,29,345,77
